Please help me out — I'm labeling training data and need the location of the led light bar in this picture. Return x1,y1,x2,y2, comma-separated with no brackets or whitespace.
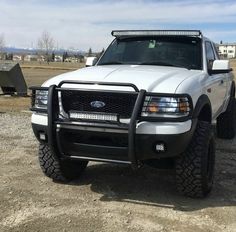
69,111,118,122
112,30,201,37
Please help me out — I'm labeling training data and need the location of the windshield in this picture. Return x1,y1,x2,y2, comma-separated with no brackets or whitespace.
98,36,202,70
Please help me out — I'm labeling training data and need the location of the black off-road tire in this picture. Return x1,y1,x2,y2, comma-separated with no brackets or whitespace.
175,121,215,198
217,96,236,139
38,144,88,182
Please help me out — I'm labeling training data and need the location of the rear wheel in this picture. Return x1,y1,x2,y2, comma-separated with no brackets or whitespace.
175,121,215,198
38,144,88,182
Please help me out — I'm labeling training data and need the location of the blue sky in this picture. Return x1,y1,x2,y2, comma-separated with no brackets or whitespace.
0,0,236,51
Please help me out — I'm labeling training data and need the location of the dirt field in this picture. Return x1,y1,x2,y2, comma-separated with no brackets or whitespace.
0,62,236,231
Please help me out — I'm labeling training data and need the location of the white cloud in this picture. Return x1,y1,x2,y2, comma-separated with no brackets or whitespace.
0,0,236,50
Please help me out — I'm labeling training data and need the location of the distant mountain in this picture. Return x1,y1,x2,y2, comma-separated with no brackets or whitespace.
3,47,86,55
4,47,34,54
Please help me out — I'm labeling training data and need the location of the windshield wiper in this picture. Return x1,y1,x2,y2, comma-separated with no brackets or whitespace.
139,61,174,66
139,61,190,69
98,61,124,65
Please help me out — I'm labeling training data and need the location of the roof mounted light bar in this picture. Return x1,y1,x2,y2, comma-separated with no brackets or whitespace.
111,30,202,37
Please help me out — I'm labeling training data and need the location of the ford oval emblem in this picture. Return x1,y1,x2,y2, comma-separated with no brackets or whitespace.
90,101,106,108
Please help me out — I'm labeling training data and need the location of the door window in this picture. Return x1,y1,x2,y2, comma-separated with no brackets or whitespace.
205,42,215,70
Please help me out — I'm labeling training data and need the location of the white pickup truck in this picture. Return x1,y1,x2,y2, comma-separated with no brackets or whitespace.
30,30,235,198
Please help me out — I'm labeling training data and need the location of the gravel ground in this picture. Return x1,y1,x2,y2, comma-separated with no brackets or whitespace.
0,112,236,232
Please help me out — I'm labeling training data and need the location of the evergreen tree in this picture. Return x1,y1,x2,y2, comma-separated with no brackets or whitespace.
88,48,92,56
62,51,68,62
51,52,55,62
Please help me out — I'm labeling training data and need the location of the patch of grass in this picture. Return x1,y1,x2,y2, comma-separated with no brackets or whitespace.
0,96,30,112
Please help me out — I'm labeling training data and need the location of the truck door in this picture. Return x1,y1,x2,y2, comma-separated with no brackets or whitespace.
205,41,227,117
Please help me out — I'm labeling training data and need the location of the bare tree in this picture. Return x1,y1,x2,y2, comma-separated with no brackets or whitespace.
38,30,54,64
0,33,5,59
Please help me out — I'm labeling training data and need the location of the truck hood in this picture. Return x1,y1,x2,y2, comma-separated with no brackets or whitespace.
43,65,202,93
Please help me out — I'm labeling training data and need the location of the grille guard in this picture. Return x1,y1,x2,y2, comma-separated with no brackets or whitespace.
30,81,192,169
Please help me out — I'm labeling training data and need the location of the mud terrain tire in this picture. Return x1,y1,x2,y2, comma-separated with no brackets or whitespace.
38,144,88,182
175,121,215,198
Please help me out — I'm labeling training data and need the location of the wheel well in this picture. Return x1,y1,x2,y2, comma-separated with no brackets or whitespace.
231,81,235,97
198,104,212,122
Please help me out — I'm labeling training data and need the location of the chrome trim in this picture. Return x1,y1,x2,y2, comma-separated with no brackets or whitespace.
69,156,131,164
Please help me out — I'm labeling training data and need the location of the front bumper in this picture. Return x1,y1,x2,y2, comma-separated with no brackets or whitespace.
32,114,196,161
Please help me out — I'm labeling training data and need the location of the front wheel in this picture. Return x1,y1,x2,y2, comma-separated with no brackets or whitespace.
38,144,88,182
175,121,215,198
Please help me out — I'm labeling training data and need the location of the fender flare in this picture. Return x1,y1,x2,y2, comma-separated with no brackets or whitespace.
192,95,212,122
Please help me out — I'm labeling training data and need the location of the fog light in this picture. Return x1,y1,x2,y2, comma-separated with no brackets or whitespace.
155,143,165,152
39,132,46,141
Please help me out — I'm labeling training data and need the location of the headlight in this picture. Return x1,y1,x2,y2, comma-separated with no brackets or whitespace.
33,90,48,109
141,96,191,118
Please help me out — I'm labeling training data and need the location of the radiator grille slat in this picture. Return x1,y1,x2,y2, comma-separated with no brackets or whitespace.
61,90,137,118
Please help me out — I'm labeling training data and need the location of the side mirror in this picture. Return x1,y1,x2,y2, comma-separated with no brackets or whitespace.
85,57,98,67
209,60,232,75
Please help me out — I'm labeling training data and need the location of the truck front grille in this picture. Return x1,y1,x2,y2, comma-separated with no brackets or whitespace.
61,90,137,118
